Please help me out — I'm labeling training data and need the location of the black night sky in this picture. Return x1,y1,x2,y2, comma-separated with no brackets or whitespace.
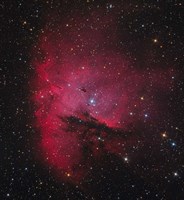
1,1,184,199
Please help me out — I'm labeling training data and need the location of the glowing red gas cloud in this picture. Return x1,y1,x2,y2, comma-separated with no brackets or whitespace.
32,11,175,183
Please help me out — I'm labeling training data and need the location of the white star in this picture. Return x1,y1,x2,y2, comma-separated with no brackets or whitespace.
124,157,128,162
174,172,178,177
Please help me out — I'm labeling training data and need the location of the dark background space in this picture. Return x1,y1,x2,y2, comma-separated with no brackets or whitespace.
1,1,184,199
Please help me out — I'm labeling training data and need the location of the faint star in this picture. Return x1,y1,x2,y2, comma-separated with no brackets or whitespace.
162,132,167,138
66,173,71,177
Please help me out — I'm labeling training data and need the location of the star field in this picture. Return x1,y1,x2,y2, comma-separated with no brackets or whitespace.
1,1,184,199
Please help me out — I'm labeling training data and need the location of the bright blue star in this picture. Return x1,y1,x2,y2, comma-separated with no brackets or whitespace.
89,98,96,106
171,142,176,147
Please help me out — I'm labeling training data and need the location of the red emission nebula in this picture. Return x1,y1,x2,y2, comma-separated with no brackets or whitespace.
32,11,175,183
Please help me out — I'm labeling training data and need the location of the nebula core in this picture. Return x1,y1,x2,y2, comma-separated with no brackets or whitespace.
32,10,175,183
